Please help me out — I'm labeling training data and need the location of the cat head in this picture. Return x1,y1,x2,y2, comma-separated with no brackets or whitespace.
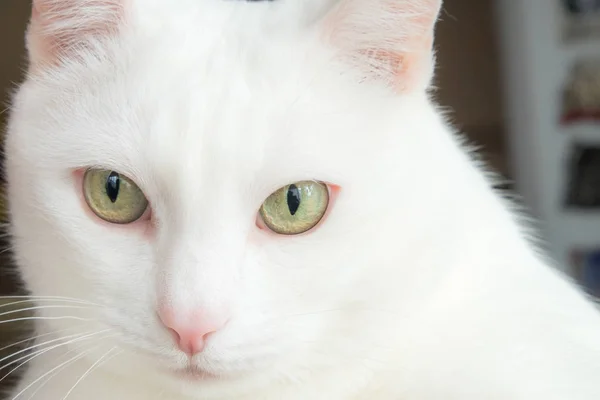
7,0,445,395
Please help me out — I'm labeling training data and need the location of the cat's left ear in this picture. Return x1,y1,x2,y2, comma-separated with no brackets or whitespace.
315,0,442,93
27,0,125,69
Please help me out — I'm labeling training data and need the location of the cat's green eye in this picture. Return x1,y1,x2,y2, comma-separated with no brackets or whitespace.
83,169,149,224
259,181,329,235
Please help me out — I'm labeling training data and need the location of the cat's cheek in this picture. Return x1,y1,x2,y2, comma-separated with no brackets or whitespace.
255,184,341,237
72,169,154,236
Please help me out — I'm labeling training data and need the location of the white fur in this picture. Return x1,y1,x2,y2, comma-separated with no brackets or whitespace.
4,0,600,399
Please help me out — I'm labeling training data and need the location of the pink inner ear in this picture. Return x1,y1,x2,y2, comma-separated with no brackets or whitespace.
371,1,439,93
370,36,435,93
28,0,125,68
322,0,441,93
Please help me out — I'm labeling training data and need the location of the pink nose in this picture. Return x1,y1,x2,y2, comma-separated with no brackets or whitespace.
158,309,227,356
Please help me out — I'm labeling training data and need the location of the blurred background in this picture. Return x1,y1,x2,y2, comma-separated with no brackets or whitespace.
0,0,599,392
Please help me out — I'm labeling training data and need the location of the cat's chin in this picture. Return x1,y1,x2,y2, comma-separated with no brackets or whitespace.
169,365,225,382
158,355,244,383
112,343,239,384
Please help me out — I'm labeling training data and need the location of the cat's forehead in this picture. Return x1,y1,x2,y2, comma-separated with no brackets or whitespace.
86,23,350,162
115,36,333,174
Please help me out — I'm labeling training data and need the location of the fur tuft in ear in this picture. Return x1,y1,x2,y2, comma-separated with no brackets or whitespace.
27,0,125,68
318,0,442,93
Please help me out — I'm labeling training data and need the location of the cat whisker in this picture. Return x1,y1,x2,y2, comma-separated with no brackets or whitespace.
0,246,15,255
61,347,121,400
0,326,87,354
0,330,101,367
0,231,14,239
0,296,101,307
0,299,99,310
24,341,106,400
0,316,94,325
11,346,102,400
0,305,94,319
0,330,114,384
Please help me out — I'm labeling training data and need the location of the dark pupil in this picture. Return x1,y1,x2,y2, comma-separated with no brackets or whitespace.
286,184,301,216
105,172,121,203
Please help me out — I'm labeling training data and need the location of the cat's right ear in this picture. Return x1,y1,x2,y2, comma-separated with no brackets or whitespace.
313,0,442,94
27,0,125,69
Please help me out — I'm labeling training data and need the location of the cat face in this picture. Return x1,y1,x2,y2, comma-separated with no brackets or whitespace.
6,0,443,393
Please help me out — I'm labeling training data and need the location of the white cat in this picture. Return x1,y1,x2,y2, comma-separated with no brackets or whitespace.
3,0,600,399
